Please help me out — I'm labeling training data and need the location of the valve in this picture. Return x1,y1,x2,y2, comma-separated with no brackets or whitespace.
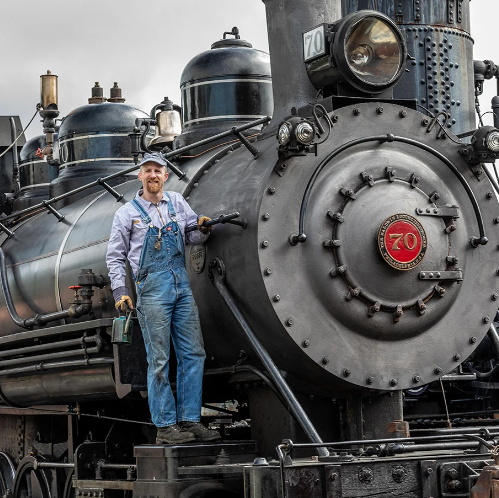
69,285,82,300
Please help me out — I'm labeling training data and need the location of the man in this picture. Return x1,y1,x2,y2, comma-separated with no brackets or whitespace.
106,152,220,444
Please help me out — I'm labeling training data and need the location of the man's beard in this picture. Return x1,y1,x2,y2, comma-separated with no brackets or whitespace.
146,181,162,194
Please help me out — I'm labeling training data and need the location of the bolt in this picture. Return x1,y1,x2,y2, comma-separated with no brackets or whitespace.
322,357,330,365
343,368,351,377
454,353,461,361
279,163,287,171
268,187,276,195
435,366,442,374
390,379,398,386
285,318,293,327
426,467,434,476
470,336,477,344
261,240,269,248
484,316,491,324
366,376,374,385
353,108,361,116
487,192,494,199
493,293,499,301
264,268,272,276
413,375,421,383
494,217,499,224
273,294,281,302
331,114,339,123
422,118,430,126
330,472,338,481
262,213,270,221
399,110,407,118
302,340,310,348
447,468,458,480
377,107,384,114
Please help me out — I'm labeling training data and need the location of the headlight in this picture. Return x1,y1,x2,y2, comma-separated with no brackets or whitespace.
304,10,407,95
486,130,499,152
277,122,292,145
295,122,315,144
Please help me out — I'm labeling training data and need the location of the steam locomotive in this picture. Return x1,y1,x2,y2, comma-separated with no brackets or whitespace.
2,0,499,497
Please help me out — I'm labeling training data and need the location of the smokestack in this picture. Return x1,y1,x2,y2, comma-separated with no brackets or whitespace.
262,0,341,130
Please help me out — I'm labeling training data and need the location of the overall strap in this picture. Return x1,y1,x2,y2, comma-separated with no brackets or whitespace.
130,198,152,224
165,193,177,220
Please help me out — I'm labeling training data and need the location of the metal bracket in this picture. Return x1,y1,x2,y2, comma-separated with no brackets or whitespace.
429,191,440,203
346,287,361,301
233,129,261,159
0,222,13,238
416,206,459,218
339,188,357,200
96,178,123,201
323,239,341,248
394,305,403,323
330,265,347,277
385,167,396,182
360,172,374,187
410,173,420,188
368,301,381,317
42,201,65,222
327,211,344,223
419,270,463,281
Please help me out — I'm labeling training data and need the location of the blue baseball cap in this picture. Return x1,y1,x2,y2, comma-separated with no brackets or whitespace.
139,152,168,168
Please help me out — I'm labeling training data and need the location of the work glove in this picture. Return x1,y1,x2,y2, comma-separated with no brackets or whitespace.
197,216,212,234
115,295,134,312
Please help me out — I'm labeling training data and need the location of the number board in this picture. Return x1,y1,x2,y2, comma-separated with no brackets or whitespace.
378,214,427,271
303,24,327,62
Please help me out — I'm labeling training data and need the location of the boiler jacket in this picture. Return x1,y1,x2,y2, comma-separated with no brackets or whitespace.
106,190,209,427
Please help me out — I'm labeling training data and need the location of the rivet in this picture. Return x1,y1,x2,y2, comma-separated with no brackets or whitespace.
342,368,351,377
262,213,270,221
261,240,269,248
390,379,398,386
322,357,330,365
483,316,491,324
428,273,434,278
353,108,361,116
268,187,276,195
413,375,421,383
470,336,477,344
366,376,374,385
493,293,499,301
285,318,293,327
454,353,461,361
435,366,442,374
421,272,426,278
273,294,280,302
302,340,310,348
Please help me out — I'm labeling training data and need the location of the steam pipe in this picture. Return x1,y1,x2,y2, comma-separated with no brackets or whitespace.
0,247,93,329
209,257,328,457
9,118,19,186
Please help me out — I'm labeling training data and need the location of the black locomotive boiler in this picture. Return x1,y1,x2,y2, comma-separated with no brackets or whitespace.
2,1,499,497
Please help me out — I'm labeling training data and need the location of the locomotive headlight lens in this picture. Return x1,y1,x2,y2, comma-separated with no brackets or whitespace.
486,130,499,152
277,122,292,145
295,121,315,144
304,11,407,95
344,17,403,86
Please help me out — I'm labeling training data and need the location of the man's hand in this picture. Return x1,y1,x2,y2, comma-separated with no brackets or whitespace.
198,216,212,234
115,295,134,312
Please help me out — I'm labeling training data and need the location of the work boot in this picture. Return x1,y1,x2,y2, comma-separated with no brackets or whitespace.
156,424,195,444
179,421,222,441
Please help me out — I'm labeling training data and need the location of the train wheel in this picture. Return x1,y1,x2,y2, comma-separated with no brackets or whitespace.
0,452,15,496
12,456,51,498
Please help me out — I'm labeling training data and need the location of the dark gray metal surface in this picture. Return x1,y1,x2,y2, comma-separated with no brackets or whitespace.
341,0,475,134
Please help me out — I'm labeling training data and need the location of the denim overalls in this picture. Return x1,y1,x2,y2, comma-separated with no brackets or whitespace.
131,196,206,427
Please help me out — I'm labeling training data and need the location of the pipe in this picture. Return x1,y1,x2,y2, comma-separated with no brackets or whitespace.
9,117,19,186
0,335,98,359
0,357,113,378
209,258,328,457
488,323,499,356
0,247,92,328
0,344,102,368
261,0,340,129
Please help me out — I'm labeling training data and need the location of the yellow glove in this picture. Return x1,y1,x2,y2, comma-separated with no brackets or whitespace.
115,295,133,312
198,216,212,234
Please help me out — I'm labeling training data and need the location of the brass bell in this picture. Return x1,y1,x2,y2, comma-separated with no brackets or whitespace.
149,98,182,149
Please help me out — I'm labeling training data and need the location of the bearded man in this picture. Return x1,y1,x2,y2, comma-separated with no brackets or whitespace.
106,152,220,444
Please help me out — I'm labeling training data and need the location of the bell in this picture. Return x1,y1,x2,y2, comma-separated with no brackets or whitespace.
149,109,182,149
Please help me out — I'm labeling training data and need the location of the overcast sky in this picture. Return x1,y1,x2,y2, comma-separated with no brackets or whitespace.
0,0,496,140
